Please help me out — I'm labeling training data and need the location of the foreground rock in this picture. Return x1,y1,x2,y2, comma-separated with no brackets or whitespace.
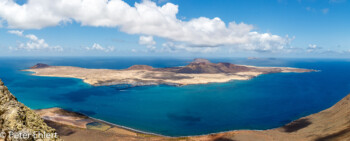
24,59,315,86
0,80,59,141
36,93,350,141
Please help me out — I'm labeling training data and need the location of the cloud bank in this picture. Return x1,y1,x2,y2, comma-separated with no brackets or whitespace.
8,30,63,51
0,0,291,52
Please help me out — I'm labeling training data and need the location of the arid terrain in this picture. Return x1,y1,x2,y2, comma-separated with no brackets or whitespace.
0,79,59,141
24,59,314,86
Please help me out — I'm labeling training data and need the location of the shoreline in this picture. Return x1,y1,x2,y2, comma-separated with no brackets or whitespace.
86,115,277,138
23,62,315,87
34,97,335,138
35,92,350,140
88,116,167,137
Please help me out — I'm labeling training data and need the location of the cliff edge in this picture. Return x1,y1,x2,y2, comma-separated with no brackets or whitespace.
0,80,59,141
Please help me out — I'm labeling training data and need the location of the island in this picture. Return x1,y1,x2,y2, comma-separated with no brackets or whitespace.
23,59,315,86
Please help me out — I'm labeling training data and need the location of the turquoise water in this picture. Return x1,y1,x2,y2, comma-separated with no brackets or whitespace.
1,57,350,136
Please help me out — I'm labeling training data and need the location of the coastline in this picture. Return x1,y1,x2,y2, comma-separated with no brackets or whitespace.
60,112,281,138
87,116,166,137
35,92,350,141
23,61,315,87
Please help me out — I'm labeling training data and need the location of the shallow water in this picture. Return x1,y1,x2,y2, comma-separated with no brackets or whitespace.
1,57,350,136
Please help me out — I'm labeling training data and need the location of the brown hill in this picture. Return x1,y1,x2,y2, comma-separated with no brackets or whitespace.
30,63,50,69
171,59,252,73
126,59,252,74
0,79,59,141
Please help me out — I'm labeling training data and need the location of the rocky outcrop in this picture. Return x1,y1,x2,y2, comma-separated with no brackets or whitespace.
0,79,59,141
174,62,251,74
30,63,50,69
160,59,252,74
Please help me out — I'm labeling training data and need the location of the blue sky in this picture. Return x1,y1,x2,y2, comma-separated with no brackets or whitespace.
0,0,349,58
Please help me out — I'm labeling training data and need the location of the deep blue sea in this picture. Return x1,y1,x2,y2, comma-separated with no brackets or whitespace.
1,57,350,136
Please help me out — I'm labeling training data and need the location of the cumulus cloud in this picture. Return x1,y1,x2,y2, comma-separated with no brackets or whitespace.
0,0,290,51
8,30,23,36
86,43,115,52
8,30,63,51
139,35,157,52
139,35,156,46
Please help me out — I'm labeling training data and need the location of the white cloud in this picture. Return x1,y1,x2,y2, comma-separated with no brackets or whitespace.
86,43,115,52
307,44,322,52
139,35,156,46
8,30,63,51
139,35,157,52
8,30,23,36
0,0,290,51
308,44,317,49
236,34,293,53
146,46,157,52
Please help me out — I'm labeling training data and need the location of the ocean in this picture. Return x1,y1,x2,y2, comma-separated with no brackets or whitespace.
1,57,350,136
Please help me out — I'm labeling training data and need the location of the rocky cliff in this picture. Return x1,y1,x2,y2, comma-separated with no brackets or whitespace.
0,79,59,141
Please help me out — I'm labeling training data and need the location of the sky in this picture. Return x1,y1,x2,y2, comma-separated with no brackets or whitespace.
0,0,349,58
